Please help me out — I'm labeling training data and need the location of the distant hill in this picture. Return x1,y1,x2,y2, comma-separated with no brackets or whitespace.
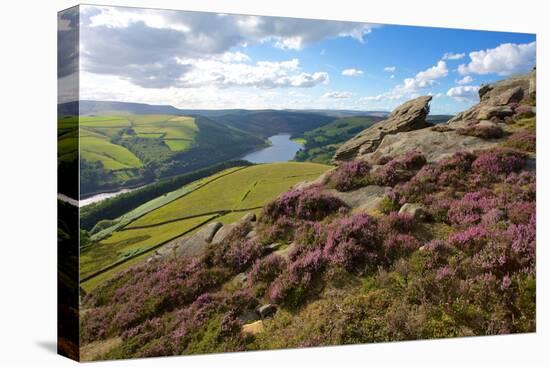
295,115,384,164
427,114,454,124
211,110,335,139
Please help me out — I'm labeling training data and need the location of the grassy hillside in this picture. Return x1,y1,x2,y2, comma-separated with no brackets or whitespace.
212,111,334,139
295,116,383,163
72,114,265,195
80,162,331,292
80,115,535,359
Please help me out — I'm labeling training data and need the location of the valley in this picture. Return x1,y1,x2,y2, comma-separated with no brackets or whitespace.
80,161,331,292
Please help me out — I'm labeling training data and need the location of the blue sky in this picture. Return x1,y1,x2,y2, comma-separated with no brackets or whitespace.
62,5,536,114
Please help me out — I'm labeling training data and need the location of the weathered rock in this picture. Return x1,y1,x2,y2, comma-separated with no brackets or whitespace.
399,203,427,220
265,243,282,252
476,106,514,120
246,230,257,239
241,212,257,223
231,272,248,288
242,320,264,335
273,243,296,260
326,185,388,211
257,304,278,319
292,168,335,191
238,310,260,323
211,213,255,245
363,129,499,163
448,69,536,129
333,96,432,161
155,221,223,259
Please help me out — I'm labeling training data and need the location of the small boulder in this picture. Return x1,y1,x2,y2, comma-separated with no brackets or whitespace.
238,310,260,323
399,203,427,220
241,212,257,223
257,304,278,319
476,106,514,120
273,243,296,260
231,272,248,288
242,320,264,335
265,243,282,252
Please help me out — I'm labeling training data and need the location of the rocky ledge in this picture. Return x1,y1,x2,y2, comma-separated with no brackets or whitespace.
333,68,536,164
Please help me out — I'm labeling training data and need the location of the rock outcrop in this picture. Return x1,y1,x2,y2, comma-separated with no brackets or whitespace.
333,96,432,162
447,69,536,129
327,185,388,212
151,222,223,261
399,203,427,220
212,212,257,245
333,69,536,164
362,128,498,163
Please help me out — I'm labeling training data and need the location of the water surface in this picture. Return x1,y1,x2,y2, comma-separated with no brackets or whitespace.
242,134,303,163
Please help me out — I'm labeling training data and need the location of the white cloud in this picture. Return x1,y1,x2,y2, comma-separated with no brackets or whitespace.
178,58,329,89
446,85,480,102
428,92,444,99
384,66,396,72
219,52,251,63
323,91,352,99
392,60,448,96
456,75,474,85
79,5,376,89
458,42,536,76
360,60,448,102
442,52,465,60
342,68,364,77
390,74,395,79
360,95,385,102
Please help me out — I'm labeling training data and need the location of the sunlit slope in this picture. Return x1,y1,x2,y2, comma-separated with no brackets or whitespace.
130,162,330,227
80,162,331,291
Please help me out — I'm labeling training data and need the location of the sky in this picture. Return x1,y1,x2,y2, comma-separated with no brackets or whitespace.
58,5,536,114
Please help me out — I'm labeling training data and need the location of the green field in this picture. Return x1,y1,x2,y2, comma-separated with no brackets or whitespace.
81,162,331,291
130,162,330,227
80,214,217,281
89,166,246,241
78,115,199,171
80,136,143,170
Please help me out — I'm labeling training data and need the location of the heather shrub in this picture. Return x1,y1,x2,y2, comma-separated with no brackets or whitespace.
329,160,371,191
457,124,504,139
448,224,489,252
506,201,535,225
324,213,381,271
471,148,526,177
262,187,346,222
269,248,326,307
378,194,401,214
373,160,402,186
257,217,297,244
503,130,536,153
383,233,420,260
249,254,287,284
446,190,496,226
224,239,264,272
380,212,417,234
373,151,427,187
293,220,327,248
399,151,427,170
81,259,232,343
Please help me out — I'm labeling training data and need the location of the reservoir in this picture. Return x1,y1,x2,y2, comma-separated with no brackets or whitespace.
242,134,303,163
